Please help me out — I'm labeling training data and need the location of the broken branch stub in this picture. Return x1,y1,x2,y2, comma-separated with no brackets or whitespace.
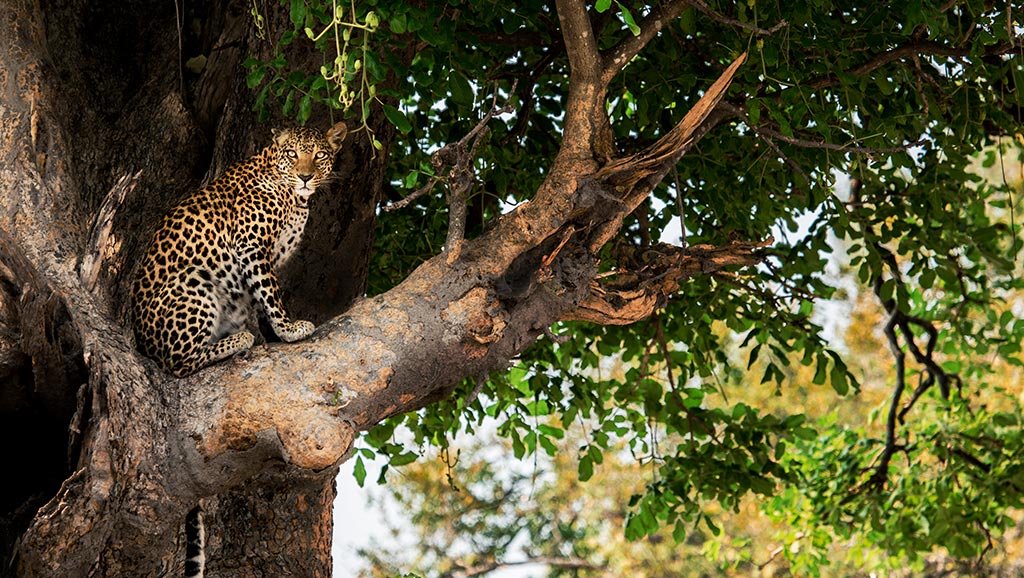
597,52,748,190
565,237,772,326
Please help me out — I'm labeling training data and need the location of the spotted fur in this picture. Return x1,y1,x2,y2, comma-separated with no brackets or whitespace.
131,122,348,377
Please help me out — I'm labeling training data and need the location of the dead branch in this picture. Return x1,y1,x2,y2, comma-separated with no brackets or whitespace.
442,86,516,261
381,175,440,212
596,52,747,191
382,85,516,261
564,237,771,325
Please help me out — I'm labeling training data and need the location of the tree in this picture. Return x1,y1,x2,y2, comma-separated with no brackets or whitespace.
355,427,717,578
355,239,1024,576
1,0,1022,576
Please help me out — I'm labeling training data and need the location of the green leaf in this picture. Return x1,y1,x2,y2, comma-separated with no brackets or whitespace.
595,0,612,12
830,363,849,395
246,67,266,89
578,454,594,481
389,451,418,466
812,355,827,385
538,423,564,439
364,51,386,83
383,104,412,134
353,455,367,487
297,94,312,125
390,13,408,34
615,1,640,36
672,520,687,543
747,99,761,126
282,89,296,115
538,434,557,456
403,170,419,189
448,71,474,106
290,0,305,28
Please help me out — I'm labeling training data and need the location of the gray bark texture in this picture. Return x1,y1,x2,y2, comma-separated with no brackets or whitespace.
0,0,757,575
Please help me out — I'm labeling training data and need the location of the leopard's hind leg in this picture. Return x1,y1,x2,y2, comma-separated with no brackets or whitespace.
161,267,256,377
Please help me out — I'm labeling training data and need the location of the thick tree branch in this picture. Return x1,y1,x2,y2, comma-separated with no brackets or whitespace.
555,0,601,85
554,0,613,164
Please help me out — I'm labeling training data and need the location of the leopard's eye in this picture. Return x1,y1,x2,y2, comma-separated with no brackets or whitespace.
285,150,298,158
314,151,329,160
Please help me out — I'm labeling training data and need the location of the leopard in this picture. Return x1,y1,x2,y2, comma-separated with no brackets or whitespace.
130,122,348,378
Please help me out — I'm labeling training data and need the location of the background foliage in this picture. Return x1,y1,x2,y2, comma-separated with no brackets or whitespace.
250,0,1024,574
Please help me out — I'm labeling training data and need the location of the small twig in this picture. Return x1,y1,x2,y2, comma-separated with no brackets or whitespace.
448,556,604,578
758,532,805,570
756,125,928,155
721,102,925,159
670,165,687,248
756,127,811,187
541,226,576,269
384,81,517,264
652,315,676,390
683,0,788,36
464,377,487,408
381,176,440,212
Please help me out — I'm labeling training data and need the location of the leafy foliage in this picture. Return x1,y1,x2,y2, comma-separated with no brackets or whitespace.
248,0,1024,572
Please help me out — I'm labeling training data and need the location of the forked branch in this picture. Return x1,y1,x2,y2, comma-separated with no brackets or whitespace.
383,86,516,261
601,0,691,85
565,237,771,325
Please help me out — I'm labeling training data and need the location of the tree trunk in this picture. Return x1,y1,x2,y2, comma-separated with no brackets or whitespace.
2,0,383,574
2,0,756,575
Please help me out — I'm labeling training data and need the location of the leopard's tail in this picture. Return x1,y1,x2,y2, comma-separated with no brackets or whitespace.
184,505,206,578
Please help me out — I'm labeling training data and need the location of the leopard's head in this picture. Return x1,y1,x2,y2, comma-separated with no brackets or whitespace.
271,122,348,197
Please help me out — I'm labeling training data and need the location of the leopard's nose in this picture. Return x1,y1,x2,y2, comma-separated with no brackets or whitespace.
298,174,313,184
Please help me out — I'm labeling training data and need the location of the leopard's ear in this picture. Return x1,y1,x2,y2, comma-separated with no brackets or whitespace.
325,122,348,153
272,128,293,147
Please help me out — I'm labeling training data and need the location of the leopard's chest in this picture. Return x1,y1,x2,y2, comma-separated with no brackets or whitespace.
272,205,310,267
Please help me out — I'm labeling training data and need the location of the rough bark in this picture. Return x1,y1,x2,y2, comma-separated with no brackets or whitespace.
1,0,382,574
0,0,758,576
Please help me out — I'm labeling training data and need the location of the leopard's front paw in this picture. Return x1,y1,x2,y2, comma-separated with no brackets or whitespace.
278,320,315,342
